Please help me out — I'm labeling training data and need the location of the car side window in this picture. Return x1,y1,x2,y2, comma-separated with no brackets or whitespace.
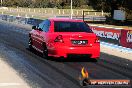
38,21,44,30
42,20,50,32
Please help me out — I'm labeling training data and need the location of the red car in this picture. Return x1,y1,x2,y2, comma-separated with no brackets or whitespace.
29,18,100,60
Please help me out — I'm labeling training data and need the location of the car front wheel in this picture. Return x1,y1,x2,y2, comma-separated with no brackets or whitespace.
28,38,33,50
42,44,48,59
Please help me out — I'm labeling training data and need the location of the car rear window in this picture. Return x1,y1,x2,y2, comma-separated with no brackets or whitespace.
54,21,93,32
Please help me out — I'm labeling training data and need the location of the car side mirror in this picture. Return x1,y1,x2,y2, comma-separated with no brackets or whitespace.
38,28,43,31
32,26,36,30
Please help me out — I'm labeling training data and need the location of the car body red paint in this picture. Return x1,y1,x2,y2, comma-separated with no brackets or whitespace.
29,18,100,59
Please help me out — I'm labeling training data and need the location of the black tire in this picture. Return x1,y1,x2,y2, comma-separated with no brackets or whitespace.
82,78,91,87
90,57,99,62
28,38,33,50
92,58,98,62
42,44,48,59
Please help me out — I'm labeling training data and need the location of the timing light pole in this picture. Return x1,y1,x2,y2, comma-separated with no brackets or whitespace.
70,0,73,19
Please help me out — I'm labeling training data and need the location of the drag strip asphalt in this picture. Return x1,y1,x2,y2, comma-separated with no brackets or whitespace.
0,20,132,88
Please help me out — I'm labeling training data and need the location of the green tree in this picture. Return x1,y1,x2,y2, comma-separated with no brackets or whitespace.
88,0,128,18
66,0,86,7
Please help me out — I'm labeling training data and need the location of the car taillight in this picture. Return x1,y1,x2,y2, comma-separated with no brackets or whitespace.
95,37,100,43
54,35,64,43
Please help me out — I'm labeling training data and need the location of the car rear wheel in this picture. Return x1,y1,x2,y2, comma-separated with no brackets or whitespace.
42,44,48,59
28,38,33,50
92,58,99,62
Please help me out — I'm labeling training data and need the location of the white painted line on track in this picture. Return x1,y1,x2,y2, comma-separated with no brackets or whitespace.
105,27,113,28
0,83,21,86
114,28,123,29
98,26,105,27
101,42,132,53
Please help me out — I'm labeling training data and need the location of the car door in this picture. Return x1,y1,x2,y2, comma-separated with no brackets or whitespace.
31,29,38,48
39,19,51,51
34,21,45,52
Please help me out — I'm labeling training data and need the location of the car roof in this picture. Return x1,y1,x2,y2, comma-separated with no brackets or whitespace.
49,18,83,22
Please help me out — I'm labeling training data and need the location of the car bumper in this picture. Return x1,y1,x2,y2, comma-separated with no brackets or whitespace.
48,45,100,59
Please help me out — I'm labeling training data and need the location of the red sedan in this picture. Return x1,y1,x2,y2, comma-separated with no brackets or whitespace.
29,18,100,60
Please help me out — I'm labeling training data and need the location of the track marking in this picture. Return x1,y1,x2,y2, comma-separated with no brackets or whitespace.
0,83,21,86
101,42,132,53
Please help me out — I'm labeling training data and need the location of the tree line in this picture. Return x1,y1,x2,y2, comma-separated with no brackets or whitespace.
1,0,132,11
1,0,86,8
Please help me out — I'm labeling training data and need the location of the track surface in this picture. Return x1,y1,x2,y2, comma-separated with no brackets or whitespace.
0,20,132,88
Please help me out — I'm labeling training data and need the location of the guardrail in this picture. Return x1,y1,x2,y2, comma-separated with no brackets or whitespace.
0,8,107,17
0,14,131,49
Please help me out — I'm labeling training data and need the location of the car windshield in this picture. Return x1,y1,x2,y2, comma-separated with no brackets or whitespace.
54,21,93,33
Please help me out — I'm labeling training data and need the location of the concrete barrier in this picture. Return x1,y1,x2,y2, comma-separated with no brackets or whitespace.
120,30,132,48
90,25,121,45
90,25,132,48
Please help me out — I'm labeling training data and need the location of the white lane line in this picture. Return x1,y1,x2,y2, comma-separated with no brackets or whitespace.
101,42,132,53
114,28,123,29
105,27,113,28
0,83,21,86
98,26,105,27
